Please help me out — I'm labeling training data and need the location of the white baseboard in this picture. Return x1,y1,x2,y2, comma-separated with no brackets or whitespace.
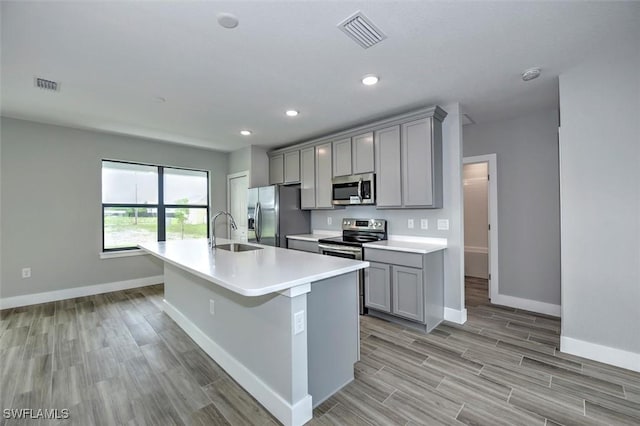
0,275,164,310
561,336,640,373
162,299,312,426
491,294,561,317
444,307,468,324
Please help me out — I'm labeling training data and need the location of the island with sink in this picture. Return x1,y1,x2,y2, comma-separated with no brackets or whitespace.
139,238,369,426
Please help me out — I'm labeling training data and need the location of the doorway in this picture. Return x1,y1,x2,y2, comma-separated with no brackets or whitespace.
227,171,249,241
463,154,499,305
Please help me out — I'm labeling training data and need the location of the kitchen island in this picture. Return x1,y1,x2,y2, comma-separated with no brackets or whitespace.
139,239,368,426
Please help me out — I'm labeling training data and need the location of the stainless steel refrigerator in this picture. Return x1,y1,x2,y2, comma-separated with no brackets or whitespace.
247,185,311,247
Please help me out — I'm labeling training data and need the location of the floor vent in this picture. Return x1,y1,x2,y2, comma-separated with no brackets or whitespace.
338,11,387,49
34,77,60,92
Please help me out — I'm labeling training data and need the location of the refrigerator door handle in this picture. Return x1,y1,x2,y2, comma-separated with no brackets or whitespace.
255,202,262,242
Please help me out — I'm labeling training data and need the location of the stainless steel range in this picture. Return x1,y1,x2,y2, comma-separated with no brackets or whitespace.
318,218,387,314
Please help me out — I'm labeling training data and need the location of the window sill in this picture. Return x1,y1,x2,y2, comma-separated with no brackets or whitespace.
100,249,149,259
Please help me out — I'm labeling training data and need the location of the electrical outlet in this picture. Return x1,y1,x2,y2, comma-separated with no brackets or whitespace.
294,311,305,335
22,268,31,279
420,219,428,230
407,219,414,229
437,219,450,231
327,217,332,226
209,299,215,315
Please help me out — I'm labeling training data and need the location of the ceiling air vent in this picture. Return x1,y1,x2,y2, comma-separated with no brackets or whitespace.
34,77,60,92
338,11,387,49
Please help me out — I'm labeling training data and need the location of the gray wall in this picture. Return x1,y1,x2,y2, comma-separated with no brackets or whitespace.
311,102,465,313
463,108,561,305
559,38,640,354
0,117,228,298
229,145,269,188
229,146,250,175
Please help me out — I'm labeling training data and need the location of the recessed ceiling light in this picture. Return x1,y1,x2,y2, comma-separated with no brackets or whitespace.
240,130,252,136
361,75,379,86
521,67,542,81
217,12,239,29
285,110,299,117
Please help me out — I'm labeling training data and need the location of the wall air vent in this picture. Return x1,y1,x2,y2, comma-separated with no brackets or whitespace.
34,77,60,92
338,11,387,49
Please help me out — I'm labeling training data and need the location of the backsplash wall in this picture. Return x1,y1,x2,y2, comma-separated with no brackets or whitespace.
311,206,452,238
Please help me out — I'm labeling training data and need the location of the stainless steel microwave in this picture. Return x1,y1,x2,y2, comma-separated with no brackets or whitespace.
332,173,375,205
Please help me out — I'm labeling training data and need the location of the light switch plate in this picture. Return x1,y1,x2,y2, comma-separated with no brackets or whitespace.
407,219,414,229
22,267,31,279
420,219,428,230
294,311,305,334
437,219,449,231
327,217,332,226
209,299,215,315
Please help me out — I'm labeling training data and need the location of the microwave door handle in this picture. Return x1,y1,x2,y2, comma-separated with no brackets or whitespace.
357,178,363,201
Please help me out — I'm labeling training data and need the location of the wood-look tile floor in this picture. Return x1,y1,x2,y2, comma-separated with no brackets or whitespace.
1,280,639,425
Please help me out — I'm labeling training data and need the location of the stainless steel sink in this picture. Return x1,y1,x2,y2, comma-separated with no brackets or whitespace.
214,243,263,252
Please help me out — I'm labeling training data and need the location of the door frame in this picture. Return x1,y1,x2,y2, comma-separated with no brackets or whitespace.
226,170,250,238
463,154,499,302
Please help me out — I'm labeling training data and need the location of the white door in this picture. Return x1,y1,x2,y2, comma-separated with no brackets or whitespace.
227,172,249,241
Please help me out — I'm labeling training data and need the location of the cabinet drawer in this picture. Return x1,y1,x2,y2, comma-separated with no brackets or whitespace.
364,248,423,268
287,239,319,253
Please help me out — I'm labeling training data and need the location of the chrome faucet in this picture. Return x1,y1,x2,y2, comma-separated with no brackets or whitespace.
211,211,238,248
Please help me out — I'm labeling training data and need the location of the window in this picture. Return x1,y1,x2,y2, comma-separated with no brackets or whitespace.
102,160,209,251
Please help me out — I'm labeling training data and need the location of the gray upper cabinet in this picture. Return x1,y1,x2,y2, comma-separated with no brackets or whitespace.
300,147,315,209
315,143,333,208
352,132,374,174
402,117,442,208
375,126,402,208
283,150,300,184
332,138,352,177
269,154,284,185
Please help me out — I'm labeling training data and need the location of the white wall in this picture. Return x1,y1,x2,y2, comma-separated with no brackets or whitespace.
0,117,229,299
463,109,561,307
559,36,640,366
463,162,488,279
312,102,466,318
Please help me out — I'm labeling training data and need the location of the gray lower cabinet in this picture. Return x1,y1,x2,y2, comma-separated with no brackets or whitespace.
364,248,444,333
283,150,300,184
364,262,391,312
300,147,316,209
315,143,333,208
287,238,318,253
392,265,424,322
269,154,284,185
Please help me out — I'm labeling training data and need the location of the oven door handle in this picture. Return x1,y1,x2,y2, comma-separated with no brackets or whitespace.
318,244,362,256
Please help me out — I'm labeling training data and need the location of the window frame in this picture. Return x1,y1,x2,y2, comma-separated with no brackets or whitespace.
101,159,210,252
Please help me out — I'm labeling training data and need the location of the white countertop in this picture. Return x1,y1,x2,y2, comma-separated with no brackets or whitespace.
363,236,448,254
286,231,341,242
139,239,368,297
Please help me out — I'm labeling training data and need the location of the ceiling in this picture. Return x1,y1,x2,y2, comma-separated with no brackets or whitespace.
1,1,638,152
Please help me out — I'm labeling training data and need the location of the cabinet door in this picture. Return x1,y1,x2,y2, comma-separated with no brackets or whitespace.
392,265,424,322
374,126,402,207
269,154,284,185
332,138,352,177
402,118,433,207
365,262,391,312
300,147,316,209
315,143,333,208
352,132,374,174
283,151,300,184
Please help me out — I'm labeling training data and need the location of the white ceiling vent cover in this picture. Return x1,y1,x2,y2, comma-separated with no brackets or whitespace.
34,78,60,92
338,11,387,49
